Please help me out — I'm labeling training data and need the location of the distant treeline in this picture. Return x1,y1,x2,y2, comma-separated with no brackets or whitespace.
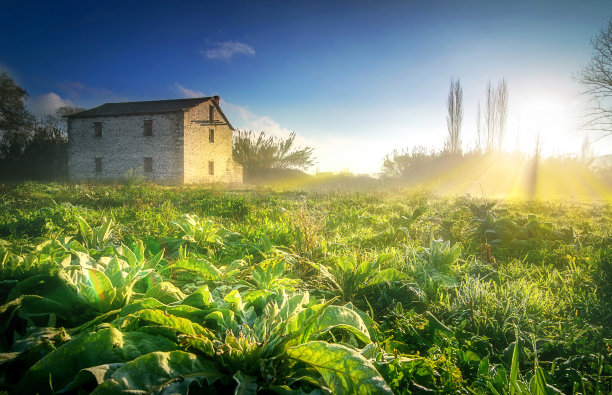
0,71,82,182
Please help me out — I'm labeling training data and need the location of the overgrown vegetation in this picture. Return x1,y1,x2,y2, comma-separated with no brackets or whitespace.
0,182,610,393
232,130,315,182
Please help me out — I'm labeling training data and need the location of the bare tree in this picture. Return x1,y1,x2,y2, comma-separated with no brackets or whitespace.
476,101,482,152
496,78,509,151
444,77,463,154
483,79,509,151
577,18,612,137
580,135,595,166
484,81,496,151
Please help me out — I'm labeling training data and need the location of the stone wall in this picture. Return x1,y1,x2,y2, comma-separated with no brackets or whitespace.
182,101,243,184
67,113,184,182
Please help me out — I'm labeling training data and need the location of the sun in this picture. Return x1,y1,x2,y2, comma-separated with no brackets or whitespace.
518,97,571,155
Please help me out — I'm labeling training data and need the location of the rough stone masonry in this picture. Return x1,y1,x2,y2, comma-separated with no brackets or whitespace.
66,97,243,184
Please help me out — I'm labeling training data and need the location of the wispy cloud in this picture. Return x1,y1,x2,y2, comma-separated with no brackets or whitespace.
56,81,114,99
28,92,74,118
202,41,255,60
173,83,205,98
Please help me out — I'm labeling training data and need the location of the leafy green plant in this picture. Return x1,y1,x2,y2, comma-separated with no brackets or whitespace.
76,215,114,250
318,253,408,303
165,214,233,256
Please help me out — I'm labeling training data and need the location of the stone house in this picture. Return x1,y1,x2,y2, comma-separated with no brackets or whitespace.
66,96,242,184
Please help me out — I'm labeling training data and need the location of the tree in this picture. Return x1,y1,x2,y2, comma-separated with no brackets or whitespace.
0,73,76,180
476,101,482,152
233,130,315,179
496,78,509,151
580,135,595,166
483,79,509,151
43,105,85,135
444,77,463,154
0,71,34,160
578,18,612,137
484,81,497,151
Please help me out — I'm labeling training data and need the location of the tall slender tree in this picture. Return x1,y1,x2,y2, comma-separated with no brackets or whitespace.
444,78,463,155
476,101,482,152
484,81,497,151
496,78,509,151
483,78,509,152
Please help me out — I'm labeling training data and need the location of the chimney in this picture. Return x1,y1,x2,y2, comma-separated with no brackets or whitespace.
212,96,220,106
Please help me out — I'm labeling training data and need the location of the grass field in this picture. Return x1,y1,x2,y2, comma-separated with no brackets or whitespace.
0,182,610,394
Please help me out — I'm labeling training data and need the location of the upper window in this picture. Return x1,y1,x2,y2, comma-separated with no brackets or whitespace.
95,158,102,173
209,105,214,122
144,157,153,173
208,161,214,175
209,129,215,143
144,120,153,136
94,122,102,138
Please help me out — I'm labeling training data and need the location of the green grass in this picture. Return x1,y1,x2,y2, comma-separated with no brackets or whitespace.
0,181,610,394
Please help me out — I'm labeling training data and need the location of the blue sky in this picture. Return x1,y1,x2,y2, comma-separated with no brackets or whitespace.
2,0,611,173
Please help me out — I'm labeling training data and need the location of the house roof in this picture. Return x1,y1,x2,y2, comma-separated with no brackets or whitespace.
65,97,213,118
65,96,235,130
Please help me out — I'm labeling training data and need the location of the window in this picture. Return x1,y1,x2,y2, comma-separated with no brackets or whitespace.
209,105,214,122
144,120,153,136
208,161,214,175
95,158,102,173
94,122,102,138
209,129,215,143
144,157,153,173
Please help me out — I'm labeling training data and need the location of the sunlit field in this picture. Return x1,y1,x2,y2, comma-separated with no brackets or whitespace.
0,181,610,394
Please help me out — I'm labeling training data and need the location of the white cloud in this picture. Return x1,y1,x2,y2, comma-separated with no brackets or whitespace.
203,41,255,60
173,83,205,98
28,92,74,118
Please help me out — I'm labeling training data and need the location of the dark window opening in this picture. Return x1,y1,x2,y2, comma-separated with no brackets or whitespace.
208,161,214,175
144,120,153,136
95,158,102,173
94,122,102,138
209,129,215,143
144,157,153,173
209,105,214,122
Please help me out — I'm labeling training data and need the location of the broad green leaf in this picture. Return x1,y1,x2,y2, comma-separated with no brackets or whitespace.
287,341,392,394
205,309,238,332
56,363,124,393
118,297,165,317
92,351,223,394
82,267,116,311
166,257,222,281
478,356,490,378
181,285,215,309
307,305,371,344
103,256,125,289
130,308,211,336
233,370,258,395
166,305,210,324
144,281,186,304
278,292,310,322
19,295,81,326
117,243,138,267
15,327,176,394
224,289,245,311
180,335,215,357
370,268,408,284
76,215,93,247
